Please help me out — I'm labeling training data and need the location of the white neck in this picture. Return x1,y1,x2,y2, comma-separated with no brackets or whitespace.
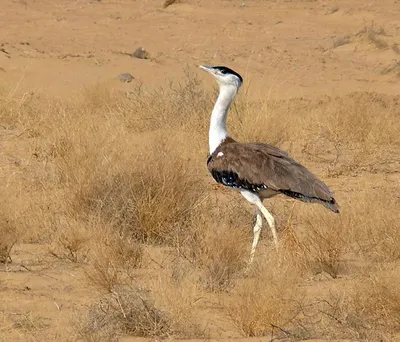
209,84,238,154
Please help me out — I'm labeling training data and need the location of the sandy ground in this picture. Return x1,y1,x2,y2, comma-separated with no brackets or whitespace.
1,0,399,341
1,0,399,99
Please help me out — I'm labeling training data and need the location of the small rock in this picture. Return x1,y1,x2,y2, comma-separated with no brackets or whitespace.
132,47,150,60
163,0,176,8
117,73,134,83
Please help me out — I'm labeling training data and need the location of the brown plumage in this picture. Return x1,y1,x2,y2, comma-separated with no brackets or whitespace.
207,137,339,213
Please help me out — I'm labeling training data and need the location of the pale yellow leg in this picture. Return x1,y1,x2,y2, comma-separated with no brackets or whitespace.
249,208,262,264
256,202,278,246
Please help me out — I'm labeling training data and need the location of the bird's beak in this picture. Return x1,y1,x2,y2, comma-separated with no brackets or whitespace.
199,65,214,74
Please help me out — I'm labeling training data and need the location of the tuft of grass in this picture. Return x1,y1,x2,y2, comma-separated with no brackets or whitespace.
122,67,211,133
333,35,351,48
224,253,303,338
85,236,143,293
381,60,400,77
79,273,202,341
78,289,174,341
175,198,251,292
196,223,248,292
302,214,346,278
10,312,51,333
349,192,400,263
0,88,43,131
354,23,388,49
332,22,389,50
0,207,18,264
48,220,89,263
71,140,205,246
313,273,400,340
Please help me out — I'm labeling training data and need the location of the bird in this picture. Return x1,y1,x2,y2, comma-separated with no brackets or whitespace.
199,65,339,264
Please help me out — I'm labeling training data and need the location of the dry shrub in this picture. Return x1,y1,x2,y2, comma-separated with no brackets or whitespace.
44,75,209,249
332,22,389,50
301,213,346,278
352,273,400,338
224,252,304,338
196,222,248,292
80,270,202,341
86,250,122,294
147,267,204,338
86,236,143,293
228,98,297,148
346,191,400,263
298,92,399,176
381,60,400,77
79,288,174,341
9,311,51,333
0,87,43,131
333,35,352,48
175,198,251,292
354,22,388,49
72,140,205,245
312,272,400,340
48,219,90,263
119,67,211,133
281,186,399,277
0,205,18,264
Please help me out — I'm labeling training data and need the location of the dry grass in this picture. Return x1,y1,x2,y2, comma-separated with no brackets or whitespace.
78,281,202,341
346,192,400,263
78,288,174,341
0,217,17,264
382,60,400,77
0,202,18,264
332,22,390,50
302,213,347,278
71,142,205,246
85,237,143,293
1,70,400,341
304,272,400,340
163,194,253,292
48,220,90,263
224,252,304,338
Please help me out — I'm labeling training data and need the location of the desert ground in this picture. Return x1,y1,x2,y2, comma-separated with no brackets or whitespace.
1,0,400,341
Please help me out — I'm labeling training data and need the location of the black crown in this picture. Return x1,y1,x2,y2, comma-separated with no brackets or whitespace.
214,66,243,83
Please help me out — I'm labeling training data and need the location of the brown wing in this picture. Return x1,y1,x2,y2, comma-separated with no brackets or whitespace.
207,140,339,213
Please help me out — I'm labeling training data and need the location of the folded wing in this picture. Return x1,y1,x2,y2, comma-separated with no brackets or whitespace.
207,140,339,213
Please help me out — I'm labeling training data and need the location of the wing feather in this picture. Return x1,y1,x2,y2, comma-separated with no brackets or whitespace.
207,141,339,212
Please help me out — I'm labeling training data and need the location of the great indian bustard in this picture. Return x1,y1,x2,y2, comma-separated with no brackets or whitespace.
199,65,339,264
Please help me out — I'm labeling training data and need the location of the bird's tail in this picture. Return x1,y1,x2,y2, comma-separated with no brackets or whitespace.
280,190,340,213
323,197,340,214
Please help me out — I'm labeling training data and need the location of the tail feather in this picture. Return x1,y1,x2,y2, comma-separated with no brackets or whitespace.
280,190,340,213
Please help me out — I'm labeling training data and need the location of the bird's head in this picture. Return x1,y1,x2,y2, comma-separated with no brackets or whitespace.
199,65,243,91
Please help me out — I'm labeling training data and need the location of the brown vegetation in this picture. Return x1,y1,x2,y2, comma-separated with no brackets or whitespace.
1,1,400,341
1,71,400,341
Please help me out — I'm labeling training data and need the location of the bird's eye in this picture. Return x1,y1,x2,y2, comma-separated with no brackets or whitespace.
220,69,227,74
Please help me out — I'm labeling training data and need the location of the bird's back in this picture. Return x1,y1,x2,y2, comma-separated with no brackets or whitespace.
207,138,339,213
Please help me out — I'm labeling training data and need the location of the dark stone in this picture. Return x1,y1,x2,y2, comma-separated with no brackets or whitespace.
117,73,134,83
132,47,150,59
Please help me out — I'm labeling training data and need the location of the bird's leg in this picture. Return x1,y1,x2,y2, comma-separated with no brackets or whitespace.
249,208,263,264
256,202,278,247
